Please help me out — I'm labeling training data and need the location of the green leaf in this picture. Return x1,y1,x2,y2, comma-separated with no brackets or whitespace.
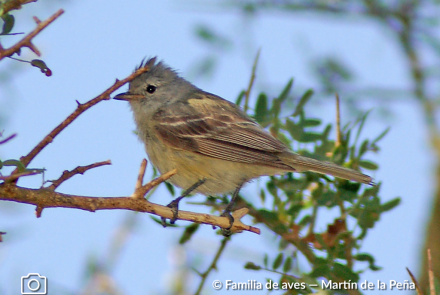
333,263,359,281
298,214,311,227
152,166,158,177
244,262,261,270
278,78,293,103
195,25,231,48
283,256,292,273
272,78,293,117
257,209,279,223
352,193,381,229
266,181,278,198
259,188,266,203
293,89,314,116
263,253,268,268
235,90,246,106
285,119,303,141
359,160,378,170
310,264,330,278
149,216,178,227
164,182,175,196
355,253,382,271
1,14,14,35
354,110,371,145
316,190,338,207
372,127,390,144
193,56,216,77
338,182,360,202
254,93,268,124
322,124,332,140
358,139,369,157
279,238,289,250
31,59,52,76
272,253,284,270
179,223,200,244
302,118,321,127
380,197,401,213
299,132,322,143
2,159,26,172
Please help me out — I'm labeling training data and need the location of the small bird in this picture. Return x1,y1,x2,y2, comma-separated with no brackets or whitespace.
114,57,373,230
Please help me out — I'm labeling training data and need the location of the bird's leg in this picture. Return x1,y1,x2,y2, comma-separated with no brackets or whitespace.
220,182,244,236
161,178,206,227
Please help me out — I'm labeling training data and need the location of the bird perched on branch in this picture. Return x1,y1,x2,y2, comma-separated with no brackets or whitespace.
114,57,373,233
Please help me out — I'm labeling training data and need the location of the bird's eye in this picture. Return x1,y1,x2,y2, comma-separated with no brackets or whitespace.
146,85,156,94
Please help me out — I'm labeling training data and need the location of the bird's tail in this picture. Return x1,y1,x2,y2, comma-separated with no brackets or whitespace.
283,154,373,185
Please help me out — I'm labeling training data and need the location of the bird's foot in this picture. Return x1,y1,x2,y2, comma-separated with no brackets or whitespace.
220,209,235,236
161,198,182,227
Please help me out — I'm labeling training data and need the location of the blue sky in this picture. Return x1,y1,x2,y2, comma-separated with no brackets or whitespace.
0,1,434,294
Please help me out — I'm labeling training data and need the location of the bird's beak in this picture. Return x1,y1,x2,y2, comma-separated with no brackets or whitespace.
113,92,144,101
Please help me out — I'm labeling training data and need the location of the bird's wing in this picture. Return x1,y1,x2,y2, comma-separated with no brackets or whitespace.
152,91,292,169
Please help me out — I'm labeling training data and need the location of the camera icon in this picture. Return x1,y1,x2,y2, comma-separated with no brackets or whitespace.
21,273,47,294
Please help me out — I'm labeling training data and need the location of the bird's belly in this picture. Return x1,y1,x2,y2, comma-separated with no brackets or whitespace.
145,139,279,195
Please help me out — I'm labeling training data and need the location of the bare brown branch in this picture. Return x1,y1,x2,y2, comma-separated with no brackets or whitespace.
0,170,42,182
428,249,435,295
132,168,177,199
0,184,260,234
406,267,423,295
135,159,148,191
48,160,112,190
18,64,150,169
0,9,64,60
0,133,17,145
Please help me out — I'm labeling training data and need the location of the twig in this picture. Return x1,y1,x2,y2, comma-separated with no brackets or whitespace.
194,236,230,295
244,49,260,112
0,9,64,60
335,93,342,147
406,267,423,295
0,170,41,182
307,203,317,236
48,160,112,190
17,64,151,170
428,249,435,295
135,159,148,191
133,168,177,199
8,56,32,63
0,133,17,145
0,184,260,234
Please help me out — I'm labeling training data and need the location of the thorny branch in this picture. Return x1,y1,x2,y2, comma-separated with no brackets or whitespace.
48,160,112,190
0,9,64,60
17,64,150,170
